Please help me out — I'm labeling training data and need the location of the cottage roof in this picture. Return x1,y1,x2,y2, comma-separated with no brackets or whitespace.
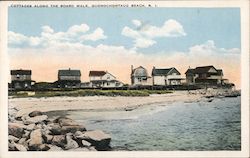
89,71,106,76
194,65,217,73
11,69,31,75
185,66,220,74
131,66,148,77
152,67,180,76
58,69,81,76
185,68,195,74
152,68,172,76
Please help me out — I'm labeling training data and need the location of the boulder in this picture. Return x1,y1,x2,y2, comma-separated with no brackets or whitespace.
51,135,66,148
54,117,79,126
29,111,44,117
8,123,25,138
74,131,83,137
81,140,91,147
64,135,79,150
8,141,16,151
61,125,86,134
14,143,27,151
82,130,111,151
18,138,26,144
49,124,62,135
8,135,19,143
29,129,44,148
25,124,36,131
23,115,48,124
47,145,63,151
43,134,53,144
37,144,50,151
22,130,31,139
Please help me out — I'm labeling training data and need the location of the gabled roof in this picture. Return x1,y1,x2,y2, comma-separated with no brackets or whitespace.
185,65,219,74
152,67,180,76
185,68,195,74
11,69,31,75
152,68,172,76
58,69,81,76
89,71,106,77
131,66,148,77
194,65,217,73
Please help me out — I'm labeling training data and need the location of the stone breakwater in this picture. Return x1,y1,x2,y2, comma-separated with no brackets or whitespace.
8,110,111,151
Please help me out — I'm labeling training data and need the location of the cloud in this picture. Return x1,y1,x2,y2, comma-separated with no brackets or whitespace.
80,28,107,41
8,23,107,48
122,19,186,49
132,19,142,27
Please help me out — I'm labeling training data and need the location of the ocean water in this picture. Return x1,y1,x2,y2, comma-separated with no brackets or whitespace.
63,96,241,151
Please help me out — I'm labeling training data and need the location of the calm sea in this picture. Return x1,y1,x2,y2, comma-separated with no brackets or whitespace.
58,96,241,151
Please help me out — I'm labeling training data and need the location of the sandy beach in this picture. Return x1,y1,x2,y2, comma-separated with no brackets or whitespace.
9,91,206,118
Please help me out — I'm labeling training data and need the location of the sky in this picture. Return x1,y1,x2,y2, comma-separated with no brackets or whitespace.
8,7,241,88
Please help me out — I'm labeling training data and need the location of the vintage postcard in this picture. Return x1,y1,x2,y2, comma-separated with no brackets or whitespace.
0,0,249,158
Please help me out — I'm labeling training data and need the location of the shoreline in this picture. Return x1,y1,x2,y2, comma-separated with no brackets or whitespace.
9,89,240,119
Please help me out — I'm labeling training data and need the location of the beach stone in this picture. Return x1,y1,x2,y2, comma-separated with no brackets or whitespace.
81,140,91,147
18,138,26,144
8,135,19,143
14,143,27,151
25,124,36,131
89,146,97,151
9,141,16,151
29,111,44,117
61,125,86,134
37,144,50,151
49,124,62,135
22,130,31,139
8,123,25,138
43,134,53,144
54,117,79,126
65,135,79,150
51,135,66,147
48,145,63,151
74,131,83,136
82,130,111,151
29,129,44,147
23,115,48,124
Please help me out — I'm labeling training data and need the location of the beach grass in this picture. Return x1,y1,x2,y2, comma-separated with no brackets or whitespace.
10,89,173,98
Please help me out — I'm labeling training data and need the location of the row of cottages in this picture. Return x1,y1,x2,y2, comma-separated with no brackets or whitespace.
185,65,228,85
10,68,123,89
131,66,183,86
58,69,123,88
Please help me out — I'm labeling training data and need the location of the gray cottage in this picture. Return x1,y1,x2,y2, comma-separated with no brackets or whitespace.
11,69,33,89
58,68,81,88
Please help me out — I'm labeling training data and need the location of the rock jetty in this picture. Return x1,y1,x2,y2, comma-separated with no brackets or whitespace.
8,110,111,151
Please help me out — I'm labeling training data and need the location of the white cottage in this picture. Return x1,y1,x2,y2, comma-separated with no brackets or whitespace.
131,65,152,86
152,67,182,86
89,71,123,88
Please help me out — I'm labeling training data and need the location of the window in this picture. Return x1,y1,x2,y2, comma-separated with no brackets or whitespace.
16,74,20,79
